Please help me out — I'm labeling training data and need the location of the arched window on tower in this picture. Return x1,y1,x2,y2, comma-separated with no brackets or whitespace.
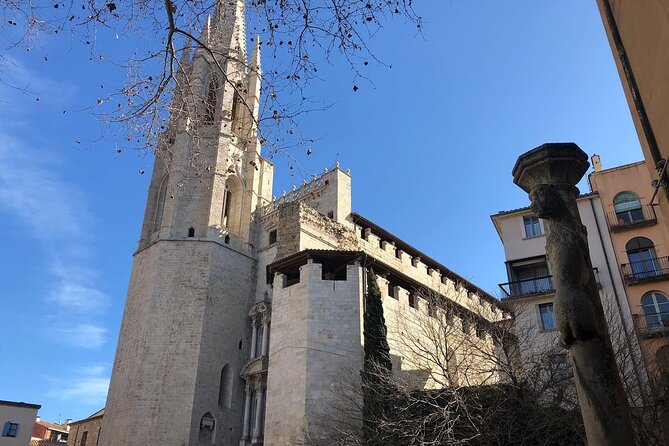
230,82,242,134
221,177,242,235
153,176,168,232
222,185,232,228
218,364,232,408
203,73,219,124
625,237,658,280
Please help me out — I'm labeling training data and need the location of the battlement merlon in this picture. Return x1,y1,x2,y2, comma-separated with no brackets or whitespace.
259,164,352,227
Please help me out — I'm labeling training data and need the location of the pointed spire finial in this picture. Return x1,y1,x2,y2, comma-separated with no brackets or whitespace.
251,35,261,72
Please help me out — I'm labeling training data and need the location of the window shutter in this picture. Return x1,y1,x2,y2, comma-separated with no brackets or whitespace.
2,422,10,436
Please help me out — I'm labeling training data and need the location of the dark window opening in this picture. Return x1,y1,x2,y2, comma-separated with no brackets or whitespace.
378,239,384,249
231,83,242,132
80,431,88,446
322,262,347,281
224,234,230,244
395,248,401,259
388,283,398,299
476,324,486,339
222,186,233,228
269,229,277,245
204,74,219,124
238,339,243,350
188,227,195,237
408,293,417,309
284,271,300,288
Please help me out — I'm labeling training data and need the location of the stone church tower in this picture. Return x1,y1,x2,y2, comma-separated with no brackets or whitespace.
101,2,511,445
100,1,274,445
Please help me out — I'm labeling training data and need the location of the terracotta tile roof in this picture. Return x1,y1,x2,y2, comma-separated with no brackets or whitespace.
35,421,68,433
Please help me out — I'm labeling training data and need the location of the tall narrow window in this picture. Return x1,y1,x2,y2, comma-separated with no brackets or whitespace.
231,84,242,132
539,303,556,330
222,185,232,228
626,237,658,279
204,74,219,124
523,216,542,237
218,365,232,408
80,431,88,446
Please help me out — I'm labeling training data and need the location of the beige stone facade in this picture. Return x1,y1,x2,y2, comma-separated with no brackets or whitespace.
491,192,649,400
589,156,669,390
0,400,40,446
67,410,103,446
102,2,508,445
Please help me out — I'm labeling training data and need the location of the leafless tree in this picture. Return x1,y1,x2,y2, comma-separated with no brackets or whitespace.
0,0,421,171
300,288,666,445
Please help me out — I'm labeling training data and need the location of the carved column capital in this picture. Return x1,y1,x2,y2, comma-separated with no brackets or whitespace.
512,142,589,193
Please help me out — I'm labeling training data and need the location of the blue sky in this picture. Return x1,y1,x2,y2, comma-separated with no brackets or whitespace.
0,1,643,422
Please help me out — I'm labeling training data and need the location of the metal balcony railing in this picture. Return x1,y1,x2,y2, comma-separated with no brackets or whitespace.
606,204,656,232
621,256,669,284
634,311,669,338
499,275,554,298
499,268,600,299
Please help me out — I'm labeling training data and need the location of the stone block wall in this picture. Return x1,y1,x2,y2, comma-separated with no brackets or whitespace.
264,261,363,445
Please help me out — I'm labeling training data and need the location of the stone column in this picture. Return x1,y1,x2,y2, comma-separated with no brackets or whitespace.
513,143,635,446
249,318,258,360
251,387,265,442
261,316,270,356
241,384,252,443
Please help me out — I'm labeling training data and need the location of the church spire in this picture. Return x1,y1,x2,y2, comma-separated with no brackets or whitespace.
200,0,247,60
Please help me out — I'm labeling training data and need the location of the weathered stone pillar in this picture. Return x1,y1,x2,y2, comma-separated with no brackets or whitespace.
252,387,265,442
249,318,258,360
241,384,252,443
513,143,635,446
261,316,270,356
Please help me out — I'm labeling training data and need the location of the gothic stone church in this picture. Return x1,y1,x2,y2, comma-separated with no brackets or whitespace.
100,1,508,445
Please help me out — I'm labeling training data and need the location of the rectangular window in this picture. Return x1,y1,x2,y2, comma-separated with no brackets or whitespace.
80,431,88,446
268,229,277,245
387,283,397,299
2,422,18,437
408,293,417,309
523,216,542,238
539,303,556,330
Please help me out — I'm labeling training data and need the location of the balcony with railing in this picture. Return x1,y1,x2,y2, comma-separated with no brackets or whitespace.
499,275,554,299
606,204,657,232
499,268,600,299
634,311,669,338
621,257,669,284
